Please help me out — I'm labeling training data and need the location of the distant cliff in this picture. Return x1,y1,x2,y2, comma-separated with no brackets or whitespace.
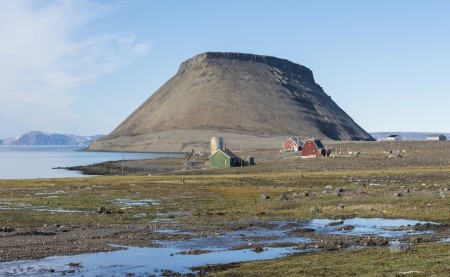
0,131,104,146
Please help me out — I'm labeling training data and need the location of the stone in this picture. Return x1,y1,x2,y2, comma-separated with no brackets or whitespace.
309,206,320,212
252,245,265,253
279,194,289,201
0,227,15,233
260,194,270,200
325,185,333,190
395,192,404,197
97,206,106,214
327,220,344,226
355,187,365,195
439,191,446,198
390,243,412,253
337,225,354,230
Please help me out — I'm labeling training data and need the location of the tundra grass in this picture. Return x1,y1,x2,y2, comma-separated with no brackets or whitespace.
0,166,449,228
204,242,450,277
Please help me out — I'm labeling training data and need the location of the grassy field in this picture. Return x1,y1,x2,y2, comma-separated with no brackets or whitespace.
1,167,449,228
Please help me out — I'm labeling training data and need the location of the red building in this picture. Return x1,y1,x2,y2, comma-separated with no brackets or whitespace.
283,138,302,152
301,139,326,157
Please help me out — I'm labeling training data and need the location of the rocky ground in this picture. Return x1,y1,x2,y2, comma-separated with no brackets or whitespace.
1,216,448,263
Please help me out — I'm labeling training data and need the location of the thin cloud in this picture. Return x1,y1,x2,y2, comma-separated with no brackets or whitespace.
0,0,149,137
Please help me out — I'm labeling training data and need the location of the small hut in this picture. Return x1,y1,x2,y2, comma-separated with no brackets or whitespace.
387,134,401,141
426,134,446,141
301,139,326,157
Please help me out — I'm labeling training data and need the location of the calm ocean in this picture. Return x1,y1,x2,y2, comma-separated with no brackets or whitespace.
0,146,175,179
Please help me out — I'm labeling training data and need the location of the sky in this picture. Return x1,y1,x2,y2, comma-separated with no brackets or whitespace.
1,0,450,139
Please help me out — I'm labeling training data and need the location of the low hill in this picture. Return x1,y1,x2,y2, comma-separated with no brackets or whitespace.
370,132,450,141
0,131,103,146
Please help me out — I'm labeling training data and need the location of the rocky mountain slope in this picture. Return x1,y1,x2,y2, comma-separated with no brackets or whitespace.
0,131,103,146
90,52,373,152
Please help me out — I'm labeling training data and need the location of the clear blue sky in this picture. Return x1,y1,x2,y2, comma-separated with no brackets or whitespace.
1,0,449,139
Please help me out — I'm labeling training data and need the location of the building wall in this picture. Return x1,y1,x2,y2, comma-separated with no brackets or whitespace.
209,150,231,167
426,135,446,141
283,138,300,151
302,140,318,157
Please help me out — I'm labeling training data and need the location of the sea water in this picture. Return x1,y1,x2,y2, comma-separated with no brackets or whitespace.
0,146,176,179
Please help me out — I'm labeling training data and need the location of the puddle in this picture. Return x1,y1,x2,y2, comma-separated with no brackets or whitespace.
149,211,192,223
304,218,436,237
0,245,304,276
112,198,160,207
0,218,439,276
35,191,66,195
0,202,92,214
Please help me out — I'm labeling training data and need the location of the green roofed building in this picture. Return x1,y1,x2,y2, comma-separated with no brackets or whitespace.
208,148,240,167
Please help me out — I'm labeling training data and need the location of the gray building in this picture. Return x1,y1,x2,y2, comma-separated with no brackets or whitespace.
426,134,446,141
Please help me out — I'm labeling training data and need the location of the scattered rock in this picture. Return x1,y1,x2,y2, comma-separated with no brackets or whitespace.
279,194,289,201
355,187,366,195
325,185,333,190
337,225,354,230
327,220,344,226
252,245,265,253
394,192,404,197
303,191,310,197
390,243,412,253
439,191,446,198
363,237,389,246
291,228,315,233
338,203,345,209
309,206,320,212
323,241,347,251
178,249,212,255
0,227,15,233
97,207,106,214
260,194,270,200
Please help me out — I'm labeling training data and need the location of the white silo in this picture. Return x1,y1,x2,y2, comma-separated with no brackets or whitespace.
210,137,224,154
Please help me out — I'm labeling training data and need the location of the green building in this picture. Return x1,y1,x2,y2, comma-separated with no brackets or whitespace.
208,149,240,167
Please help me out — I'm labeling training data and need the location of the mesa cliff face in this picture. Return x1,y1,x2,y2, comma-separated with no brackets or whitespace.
90,52,373,152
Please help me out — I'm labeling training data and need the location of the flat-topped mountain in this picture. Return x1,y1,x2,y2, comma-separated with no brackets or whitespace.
90,52,373,152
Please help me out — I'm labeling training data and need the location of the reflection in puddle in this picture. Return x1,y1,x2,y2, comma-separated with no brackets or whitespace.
0,246,302,276
0,202,91,214
112,198,160,206
305,218,436,237
0,218,439,276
